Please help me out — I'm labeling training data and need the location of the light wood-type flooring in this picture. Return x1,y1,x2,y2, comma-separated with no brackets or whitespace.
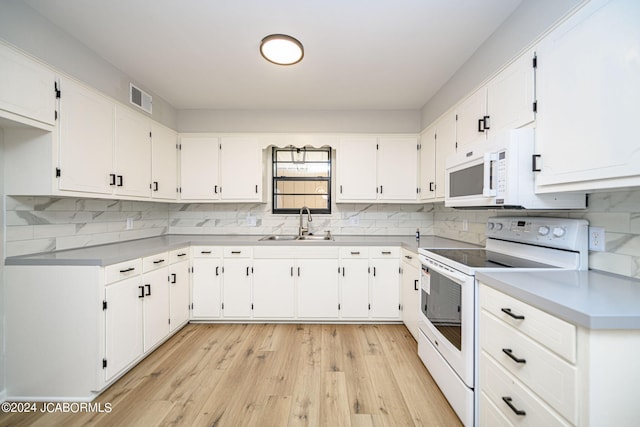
1,323,462,427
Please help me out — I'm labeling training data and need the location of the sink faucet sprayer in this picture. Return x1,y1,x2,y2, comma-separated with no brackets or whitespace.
299,206,312,236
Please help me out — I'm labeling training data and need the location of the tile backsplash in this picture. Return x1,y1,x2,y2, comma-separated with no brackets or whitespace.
5,189,640,279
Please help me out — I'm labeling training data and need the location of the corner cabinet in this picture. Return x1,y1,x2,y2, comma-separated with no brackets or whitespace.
179,135,265,202
4,251,191,401
534,0,640,193
336,136,420,203
420,110,457,201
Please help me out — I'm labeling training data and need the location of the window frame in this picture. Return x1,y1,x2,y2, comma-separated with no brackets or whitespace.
271,146,332,215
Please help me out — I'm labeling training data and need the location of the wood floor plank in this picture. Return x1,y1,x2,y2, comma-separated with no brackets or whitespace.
0,323,462,427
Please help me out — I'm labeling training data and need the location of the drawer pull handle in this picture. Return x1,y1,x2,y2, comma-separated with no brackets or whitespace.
405,255,413,260
177,253,187,257
153,259,165,264
502,397,526,416
502,348,526,364
350,251,360,255
501,308,525,320
231,251,242,254
201,251,212,254
119,267,135,273
382,251,392,255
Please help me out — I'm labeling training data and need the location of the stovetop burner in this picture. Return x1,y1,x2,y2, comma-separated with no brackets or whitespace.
425,248,559,269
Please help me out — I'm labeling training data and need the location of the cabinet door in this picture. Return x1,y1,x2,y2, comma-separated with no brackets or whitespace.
377,137,419,201
169,260,190,331
142,267,170,352
297,259,340,318
151,124,178,200
219,137,263,201
337,137,378,201
370,259,401,319
222,258,253,318
435,110,457,199
456,86,488,151
535,0,640,191
179,137,220,200
420,125,437,201
0,44,56,127
253,259,295,318
401,261,420,340
487,50,536,134
114,106,152,197
340,258,370,318
191,258,222,318
104,276,143,382
58,77,114,194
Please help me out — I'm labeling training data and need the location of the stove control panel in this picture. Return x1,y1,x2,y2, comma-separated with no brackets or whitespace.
486,216,588,251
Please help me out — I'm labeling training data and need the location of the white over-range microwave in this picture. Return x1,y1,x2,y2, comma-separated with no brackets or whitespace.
444,128,586,209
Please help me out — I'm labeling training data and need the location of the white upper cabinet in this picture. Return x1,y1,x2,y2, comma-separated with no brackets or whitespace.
336,137,378,201
179,136,220,200
179,135,265,202
456,49,536,152
114,106,152,198
377,137,419,201
219,136,263,201
435,110,457,200
0,43,56,129
535,0,640,192
58,76,115,195
337,136,419,203
151,123,178,200
419,124,437,201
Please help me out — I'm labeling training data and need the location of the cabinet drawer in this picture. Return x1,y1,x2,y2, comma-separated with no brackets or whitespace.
169,248,189,264
480,310,577,424
480,284,576,363
479,392,512,427
105,259,142,284
339,247,369,258
142,252,169,272
370,247,400,258
191,246,222,258
401,249,420,268
223,247,253,258
480,351,572,427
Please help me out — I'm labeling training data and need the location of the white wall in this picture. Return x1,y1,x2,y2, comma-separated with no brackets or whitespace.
420,0,585,128
0,0,178,130
177,109,422,133
0,129,5,398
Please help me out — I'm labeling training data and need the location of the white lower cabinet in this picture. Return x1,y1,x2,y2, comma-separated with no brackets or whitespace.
339,248,371,319
401,249,420,340
169,249,191,331
141,254,170,352
221,257,253,318
479,283,640,427
190,246,223,319
369,248,401,319
297,258,340,318
104,273,144,382
252,258,296,319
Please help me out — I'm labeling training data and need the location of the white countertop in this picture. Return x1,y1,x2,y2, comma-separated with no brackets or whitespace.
477,269,640,330
4,234,479,266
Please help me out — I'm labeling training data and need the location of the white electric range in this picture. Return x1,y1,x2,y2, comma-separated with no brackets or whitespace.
417,217,589,426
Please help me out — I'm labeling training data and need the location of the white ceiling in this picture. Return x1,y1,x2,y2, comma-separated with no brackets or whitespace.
22,0,523,111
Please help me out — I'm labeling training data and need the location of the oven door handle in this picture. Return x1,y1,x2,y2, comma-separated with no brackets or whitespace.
423,262,468,285
482,152,498,197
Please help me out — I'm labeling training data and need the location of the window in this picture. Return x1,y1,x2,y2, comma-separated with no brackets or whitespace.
272,147,331,214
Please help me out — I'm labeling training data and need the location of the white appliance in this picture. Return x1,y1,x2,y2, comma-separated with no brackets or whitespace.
417,216,588,426
444,128,586,209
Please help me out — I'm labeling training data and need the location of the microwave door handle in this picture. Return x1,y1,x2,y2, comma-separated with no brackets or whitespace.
483,152,498,197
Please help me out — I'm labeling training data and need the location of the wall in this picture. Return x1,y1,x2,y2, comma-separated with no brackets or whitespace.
420,0,585,128
0,130,5,398
177,109,422,134
433,189,640,279
0,0,177,129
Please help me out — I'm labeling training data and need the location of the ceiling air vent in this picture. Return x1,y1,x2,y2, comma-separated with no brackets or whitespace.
129,83,152,114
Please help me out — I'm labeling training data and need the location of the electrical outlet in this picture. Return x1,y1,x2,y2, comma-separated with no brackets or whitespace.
462,219,469,232
126,218,134,230
588,226,605,252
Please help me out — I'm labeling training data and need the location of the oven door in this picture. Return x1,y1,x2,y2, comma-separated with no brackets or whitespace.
445,148,500,208
419,259,475,388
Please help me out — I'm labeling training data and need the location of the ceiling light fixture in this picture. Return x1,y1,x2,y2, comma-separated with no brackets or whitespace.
260,34,304,65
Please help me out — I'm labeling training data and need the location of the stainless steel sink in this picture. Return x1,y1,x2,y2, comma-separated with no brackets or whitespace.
259,235,298,241
259,234,334,241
